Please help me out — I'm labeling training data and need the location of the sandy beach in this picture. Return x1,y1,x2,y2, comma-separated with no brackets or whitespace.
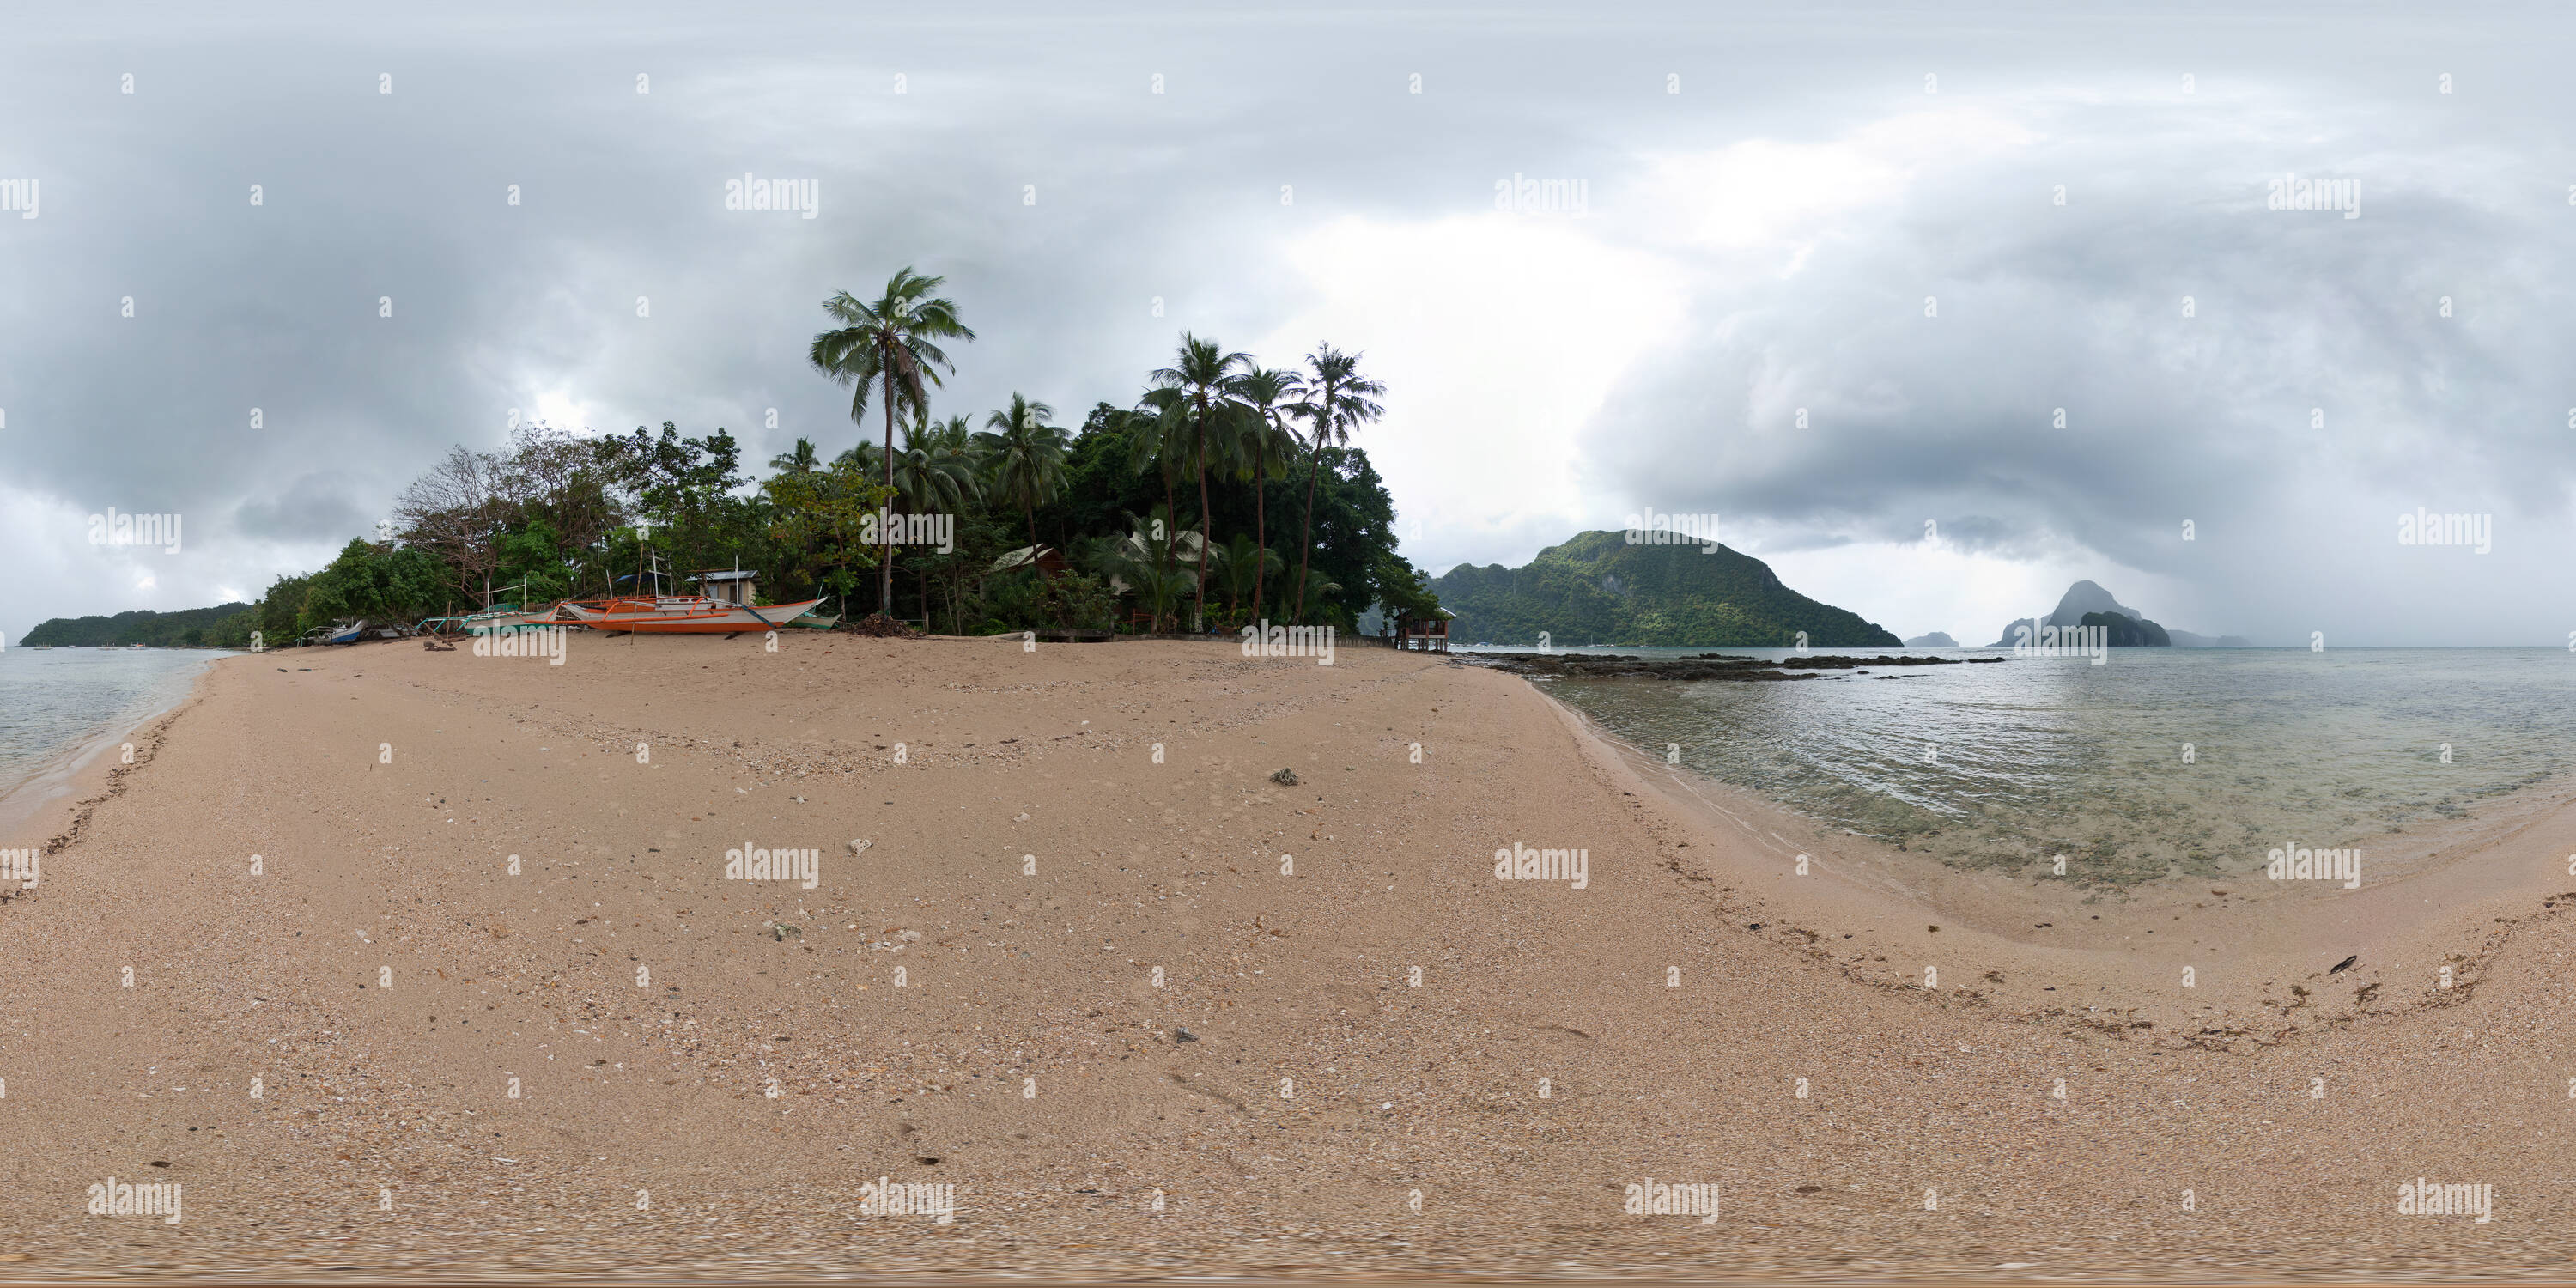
2,635,2571,1280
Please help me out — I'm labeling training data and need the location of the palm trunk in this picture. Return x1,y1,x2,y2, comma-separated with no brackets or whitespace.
1252,423,1268,623
1191,408,1211,633
1157,469,1177,632
1293,435,1325,621
878,357,897,619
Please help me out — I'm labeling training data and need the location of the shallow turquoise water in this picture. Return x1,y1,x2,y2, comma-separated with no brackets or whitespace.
1488,647,2576,884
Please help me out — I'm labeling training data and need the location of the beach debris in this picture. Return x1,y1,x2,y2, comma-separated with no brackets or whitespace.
1269,768,1299,787
2330,954,2358,974
841,613,922,638
1174,1027,1198,1042
847,838,873,856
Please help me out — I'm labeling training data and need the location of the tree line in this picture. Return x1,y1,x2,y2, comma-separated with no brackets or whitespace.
189,268,1442,647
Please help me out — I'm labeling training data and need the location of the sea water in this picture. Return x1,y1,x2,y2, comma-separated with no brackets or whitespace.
0,648,221,807
1490,647,2576,884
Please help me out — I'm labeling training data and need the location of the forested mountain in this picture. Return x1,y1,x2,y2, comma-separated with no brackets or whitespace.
1430,532,1901,647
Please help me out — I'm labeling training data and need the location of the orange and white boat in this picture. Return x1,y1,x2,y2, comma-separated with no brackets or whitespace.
561,594,826,635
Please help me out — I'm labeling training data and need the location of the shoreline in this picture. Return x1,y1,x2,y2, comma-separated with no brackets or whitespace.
1521,672,2576,1051
0,653,224,869
5,635,2576,1276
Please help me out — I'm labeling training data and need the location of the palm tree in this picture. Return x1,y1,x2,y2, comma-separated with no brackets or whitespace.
1148,334,1252,631
915,411,981,458
863,414,982,625
1290,344,1384,621
1214,532,1285,625
768,438,823,477
1085,507,1206,633
974,394,1067,582
808,269,975,618
1126,392,1193,622
890,414,983,517
1233,367,1304,623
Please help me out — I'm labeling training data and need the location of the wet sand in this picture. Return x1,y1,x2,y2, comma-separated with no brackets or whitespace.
0,634,2570,1280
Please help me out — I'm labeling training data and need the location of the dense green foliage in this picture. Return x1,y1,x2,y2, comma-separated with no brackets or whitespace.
22,603,254,647
1430,530,1901,647
33,270,1431,647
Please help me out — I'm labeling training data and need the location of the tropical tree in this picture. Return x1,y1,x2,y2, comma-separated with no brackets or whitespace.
393,444,514,605
874,415,986,619
768,438,823,478
762,451,890,610
808,268,975,617
1233,366,1304,623
1291,344,1384,620
1084,507,1205,633
1125,392,1194,618
886,414,984,518
1213,532,1284,625
974,393,1068,581
1148,333,1251,630
299,538,449,635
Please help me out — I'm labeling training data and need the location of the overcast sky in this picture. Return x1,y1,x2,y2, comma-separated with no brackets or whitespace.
4,2,2571,646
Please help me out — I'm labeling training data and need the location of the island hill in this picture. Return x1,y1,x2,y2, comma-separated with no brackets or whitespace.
1428,530,1901,648
1984,580,2249,648
21,603,253,647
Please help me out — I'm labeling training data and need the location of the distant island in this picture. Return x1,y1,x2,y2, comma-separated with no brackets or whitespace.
1429,531,1902,648
1903,631,1959,648
21,603,252,647
1988,580,2249,647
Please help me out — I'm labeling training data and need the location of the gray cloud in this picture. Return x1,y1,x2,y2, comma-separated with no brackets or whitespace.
5,3,2572,643
232,471,377,544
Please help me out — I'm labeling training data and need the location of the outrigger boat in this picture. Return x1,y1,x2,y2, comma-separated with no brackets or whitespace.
416,581,570,635
562,596,825,635
786,595,842,629
559,550,819,636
